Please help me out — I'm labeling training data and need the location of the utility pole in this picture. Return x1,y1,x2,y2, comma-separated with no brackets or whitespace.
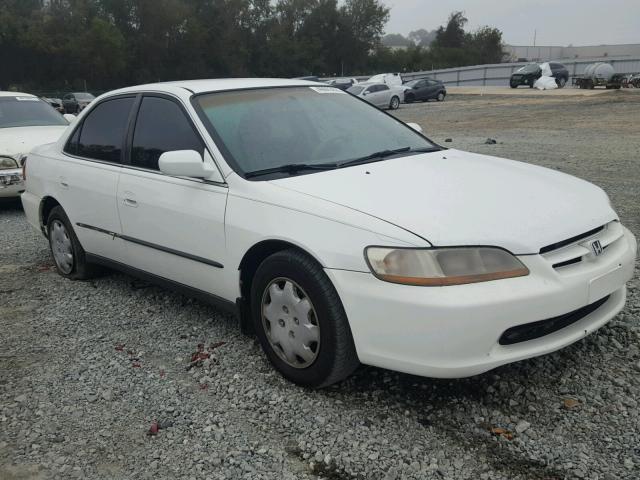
533,29,537,47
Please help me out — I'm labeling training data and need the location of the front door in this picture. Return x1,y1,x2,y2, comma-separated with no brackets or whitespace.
116,94,228,297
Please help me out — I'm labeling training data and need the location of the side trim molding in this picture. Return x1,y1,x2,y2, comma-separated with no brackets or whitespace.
85,253,237,316
77,223,224,268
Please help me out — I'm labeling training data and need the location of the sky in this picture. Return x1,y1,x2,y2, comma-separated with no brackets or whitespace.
382,0,640,46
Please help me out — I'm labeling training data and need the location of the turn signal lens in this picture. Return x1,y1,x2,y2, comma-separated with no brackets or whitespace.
365,247,529,286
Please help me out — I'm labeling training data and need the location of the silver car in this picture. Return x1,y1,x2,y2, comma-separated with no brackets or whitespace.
347,82,402,110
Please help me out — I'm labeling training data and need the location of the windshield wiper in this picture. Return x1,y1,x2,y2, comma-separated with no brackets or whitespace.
244,146,441,178
245,162,338,178
335,146,440,168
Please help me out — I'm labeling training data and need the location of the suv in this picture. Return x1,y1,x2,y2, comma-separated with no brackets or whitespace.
510,62,569,88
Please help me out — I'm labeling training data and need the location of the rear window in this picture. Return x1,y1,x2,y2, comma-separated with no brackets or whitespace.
0,96,68,128
66,97,135,163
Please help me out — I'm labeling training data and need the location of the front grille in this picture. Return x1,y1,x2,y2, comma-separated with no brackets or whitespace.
498,295,610,345
541,221,624,272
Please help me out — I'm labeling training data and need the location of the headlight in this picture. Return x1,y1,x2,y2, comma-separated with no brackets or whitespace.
365,247,529,286
0,156,19,170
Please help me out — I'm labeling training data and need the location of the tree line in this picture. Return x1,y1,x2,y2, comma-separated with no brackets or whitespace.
0,2,504,92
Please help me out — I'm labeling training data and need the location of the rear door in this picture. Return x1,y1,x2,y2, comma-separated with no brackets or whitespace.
116,94,228,295
59,95,137,262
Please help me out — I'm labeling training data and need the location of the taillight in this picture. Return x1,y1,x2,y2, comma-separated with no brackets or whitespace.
22,156,27,181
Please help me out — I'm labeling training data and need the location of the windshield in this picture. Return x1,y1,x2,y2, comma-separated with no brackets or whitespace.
74,93,95,101
516,64,540,73
195,87,437,178
346,86,365,95
0,96,68,128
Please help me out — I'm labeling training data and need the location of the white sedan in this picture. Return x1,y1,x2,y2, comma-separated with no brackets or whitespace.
0,92,72,198
21,79,636,388
347,82,403,110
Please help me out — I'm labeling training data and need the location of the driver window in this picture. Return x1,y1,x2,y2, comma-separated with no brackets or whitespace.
131,96,204,171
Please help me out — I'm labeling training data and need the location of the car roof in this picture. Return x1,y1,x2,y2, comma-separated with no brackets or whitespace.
0,91,36,98
110,78,321,96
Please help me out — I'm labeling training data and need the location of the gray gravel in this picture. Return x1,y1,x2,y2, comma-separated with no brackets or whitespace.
1,91,639,480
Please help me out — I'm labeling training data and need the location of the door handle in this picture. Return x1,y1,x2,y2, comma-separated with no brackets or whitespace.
122,190,137,207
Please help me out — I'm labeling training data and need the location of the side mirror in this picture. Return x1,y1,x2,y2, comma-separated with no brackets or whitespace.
362,91,368,96
63,114,77,124
159,150,217,179
407,122,423,133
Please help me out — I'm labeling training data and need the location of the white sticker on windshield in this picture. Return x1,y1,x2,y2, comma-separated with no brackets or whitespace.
310,86,346,94
15,96,39,101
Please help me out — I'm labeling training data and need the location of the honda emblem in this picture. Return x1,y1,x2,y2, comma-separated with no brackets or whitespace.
591,240,603,256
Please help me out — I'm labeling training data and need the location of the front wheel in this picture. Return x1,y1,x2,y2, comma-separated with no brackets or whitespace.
47,206,99,280
557,77,567,88
389,96,400,110
436,91,445,102
251,249,359,388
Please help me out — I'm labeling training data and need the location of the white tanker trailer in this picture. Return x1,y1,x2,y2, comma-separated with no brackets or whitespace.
573,62,623,89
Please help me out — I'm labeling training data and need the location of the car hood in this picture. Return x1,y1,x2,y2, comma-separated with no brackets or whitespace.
270,149,616,254
0,125,68,157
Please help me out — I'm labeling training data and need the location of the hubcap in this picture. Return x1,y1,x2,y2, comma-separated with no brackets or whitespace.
261,278,320,369
50,220,74,274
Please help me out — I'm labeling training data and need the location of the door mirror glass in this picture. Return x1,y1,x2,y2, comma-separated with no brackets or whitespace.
406,122,423,133
159,150,214,178
63,114,77,124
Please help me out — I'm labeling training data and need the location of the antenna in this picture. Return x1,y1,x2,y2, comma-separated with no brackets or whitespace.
533,29,537,47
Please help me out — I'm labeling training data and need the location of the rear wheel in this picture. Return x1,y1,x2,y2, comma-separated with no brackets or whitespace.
389,96,400,110
251,249,359,388
509,81,518,89
405,94,415,103
557,77,567,88
47,206,99,280
436,91,445,102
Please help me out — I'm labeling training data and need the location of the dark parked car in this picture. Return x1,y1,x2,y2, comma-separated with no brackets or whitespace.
402,78,446,102
62,92,95,113
510,62,569,89
326,78,358,91
41,97,64,113
293,76,320,82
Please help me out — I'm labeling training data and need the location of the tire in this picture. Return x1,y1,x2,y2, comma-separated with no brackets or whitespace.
47,206,100,280
436,91,445,102
405,94,414,104
529,79,535,88
389,96,400,110
557,77,566,88
509,82,518,89
250,249,359,388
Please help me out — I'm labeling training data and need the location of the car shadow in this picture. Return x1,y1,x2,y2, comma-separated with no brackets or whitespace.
0,198,23,211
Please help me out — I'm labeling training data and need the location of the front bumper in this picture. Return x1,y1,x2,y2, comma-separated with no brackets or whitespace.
327,226,637,378
0,168,24,198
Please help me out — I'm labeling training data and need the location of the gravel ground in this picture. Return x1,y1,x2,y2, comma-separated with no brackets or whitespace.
1,91,639,480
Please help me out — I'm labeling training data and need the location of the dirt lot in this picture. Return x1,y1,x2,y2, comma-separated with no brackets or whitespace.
1,91,639,480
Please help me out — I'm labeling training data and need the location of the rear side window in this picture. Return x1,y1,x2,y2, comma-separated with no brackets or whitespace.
67,97,135,163
131,96,204,171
